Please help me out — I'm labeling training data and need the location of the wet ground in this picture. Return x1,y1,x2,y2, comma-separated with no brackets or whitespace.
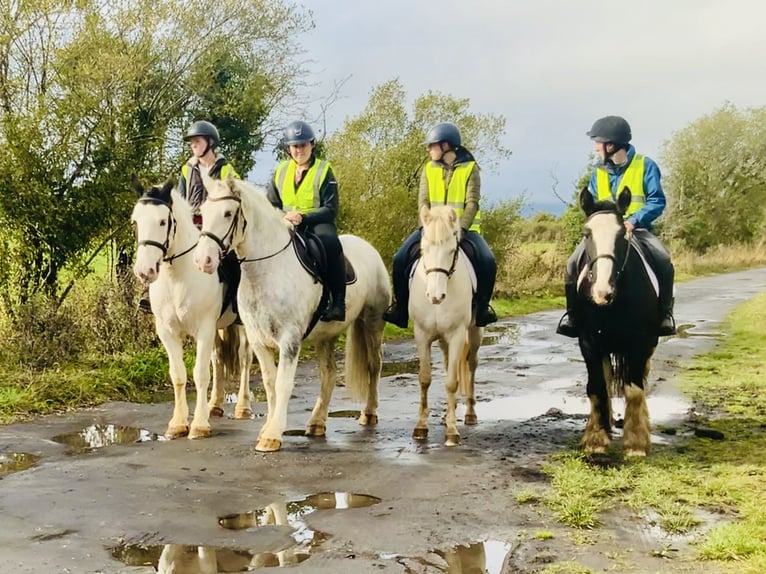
2,268,766,573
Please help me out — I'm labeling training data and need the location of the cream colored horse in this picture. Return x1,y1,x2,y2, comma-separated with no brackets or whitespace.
193,177,391,452
131,181,254,439
410,205,482,446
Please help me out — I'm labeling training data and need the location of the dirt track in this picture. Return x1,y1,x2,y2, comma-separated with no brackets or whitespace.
2,268,765,573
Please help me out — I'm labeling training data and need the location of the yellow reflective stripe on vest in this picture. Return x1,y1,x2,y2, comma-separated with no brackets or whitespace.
181,162,239,181
595,154,646,217
274,159,330,214
425,161,482,233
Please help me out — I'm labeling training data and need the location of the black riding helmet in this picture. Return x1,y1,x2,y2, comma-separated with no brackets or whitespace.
283,120,316,145
184,120,220,148
424,122,462,148
586,116,632,146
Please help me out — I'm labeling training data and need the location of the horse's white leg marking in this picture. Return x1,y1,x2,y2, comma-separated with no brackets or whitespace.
250,342,277,438
581,357,612,453
234,328,254,419
360,319,383,426
443,330,465,447
413,332,433,441
189,327,215,439
462,326,482,426
306,338,336,437
256,335,301,452
623,381,651,457
158,330,190,439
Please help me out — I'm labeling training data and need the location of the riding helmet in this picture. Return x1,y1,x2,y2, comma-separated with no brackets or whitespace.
283,120,316,145
184,120,220,147
586,116,632,145
424,122,462,148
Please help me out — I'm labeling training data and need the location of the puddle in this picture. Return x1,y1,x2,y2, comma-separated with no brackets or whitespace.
383,539,512,573
328,409,362,419
482,323,521,346
0,452,40,476
219,492,382,531
109,541,317,570
51,424,164,454
675,323,723,339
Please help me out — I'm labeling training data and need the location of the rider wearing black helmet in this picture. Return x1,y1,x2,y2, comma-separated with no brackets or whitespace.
179,120,239,219
265,120,347,323
383,121,498,328
555,115,676,337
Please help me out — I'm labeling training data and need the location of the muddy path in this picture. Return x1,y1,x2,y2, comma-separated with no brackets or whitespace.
2,268,765,573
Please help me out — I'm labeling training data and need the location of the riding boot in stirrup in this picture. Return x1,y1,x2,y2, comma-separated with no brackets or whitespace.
658,297,677,336
383,301,408,329
475,304,498,327
138,285,152,315
555,283,578,338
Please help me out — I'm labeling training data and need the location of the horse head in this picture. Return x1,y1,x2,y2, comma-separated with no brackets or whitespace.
579,186,632,305
419,204,461,304
194,174,245,275
131,179,179,284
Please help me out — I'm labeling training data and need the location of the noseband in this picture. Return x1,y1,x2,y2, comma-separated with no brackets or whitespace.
136,197,197,263
199,194,243,257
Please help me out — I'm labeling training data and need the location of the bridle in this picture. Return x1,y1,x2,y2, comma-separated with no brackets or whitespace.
199,194,292,263
424,233,461,278
583,210,631,284
136,197,198,264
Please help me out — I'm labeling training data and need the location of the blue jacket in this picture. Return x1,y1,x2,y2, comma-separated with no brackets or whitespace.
588,145,666,230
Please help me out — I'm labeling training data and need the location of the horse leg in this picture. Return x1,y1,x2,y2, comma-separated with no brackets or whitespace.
413,335,433,441
443,332,465,446
256,336,301,452
581,355,612,453
189,329,215,439
306,338,336,437
622,355,652,457
158,332,190,439
234,328,254,419
208,333,225,418
251,342,277,439
345,313,383,426
462,326,482,426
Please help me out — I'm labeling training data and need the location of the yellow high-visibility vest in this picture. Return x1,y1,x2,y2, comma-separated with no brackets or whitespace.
425,161,481,233
595,154,646,216
274,159,331,214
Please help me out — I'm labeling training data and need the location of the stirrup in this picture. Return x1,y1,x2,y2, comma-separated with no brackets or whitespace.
383,305,408,328
658,314,676,336
475,305,497,327
321,302,346,323
555,313,578,338
138,298,152,315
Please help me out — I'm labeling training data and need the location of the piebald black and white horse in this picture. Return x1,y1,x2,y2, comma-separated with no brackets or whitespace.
574,187,659,457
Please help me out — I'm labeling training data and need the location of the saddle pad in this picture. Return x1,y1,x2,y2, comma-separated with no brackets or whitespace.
408,249,477,293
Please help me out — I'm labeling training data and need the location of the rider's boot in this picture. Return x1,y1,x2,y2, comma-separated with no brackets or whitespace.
658,296,677,336
383,265,409,328
555,283,578,338
321,255,346,323
474,283,497,327
138,285,152,315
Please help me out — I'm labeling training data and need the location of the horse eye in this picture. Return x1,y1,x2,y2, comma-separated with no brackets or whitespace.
224,209,233,218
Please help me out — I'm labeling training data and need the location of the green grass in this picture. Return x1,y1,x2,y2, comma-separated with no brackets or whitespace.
537,293,766,571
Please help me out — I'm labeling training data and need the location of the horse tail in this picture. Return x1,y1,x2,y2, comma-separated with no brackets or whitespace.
215,323,243,385
344,310,384,403
610,353,628,397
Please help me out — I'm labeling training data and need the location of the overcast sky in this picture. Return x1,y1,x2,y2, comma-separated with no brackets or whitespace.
252,0,766,214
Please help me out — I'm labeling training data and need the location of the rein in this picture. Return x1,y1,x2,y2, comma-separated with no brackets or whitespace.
136,197,198,264
424,236,460,278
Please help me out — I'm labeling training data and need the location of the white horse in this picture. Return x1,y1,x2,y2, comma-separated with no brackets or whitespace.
193,176,391,452
131,180,254,439
410,205,483,446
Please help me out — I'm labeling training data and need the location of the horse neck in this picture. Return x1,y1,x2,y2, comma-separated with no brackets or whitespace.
236,193,295,269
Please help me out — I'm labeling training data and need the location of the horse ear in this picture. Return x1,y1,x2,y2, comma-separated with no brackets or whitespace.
448,208,457,226
617,186,632,215
579,187,595,215
161,179,175,195
419,204,431,227
130,174,144,196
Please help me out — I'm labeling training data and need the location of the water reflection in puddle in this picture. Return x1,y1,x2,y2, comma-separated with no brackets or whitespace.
382,359,420,377
482,323,521,346
52,424,164,454
328,409,362,419
383,539,512,573
0,452,40,476
225,385,268,404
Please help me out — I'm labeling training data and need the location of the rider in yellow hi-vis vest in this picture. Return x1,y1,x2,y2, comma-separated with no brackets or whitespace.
265,120,346,323
383,122,498,328
556,115,676,337
139,120,240,314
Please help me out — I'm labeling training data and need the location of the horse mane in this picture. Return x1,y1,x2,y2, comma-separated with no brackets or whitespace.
422,205,459,243
206,177,293,237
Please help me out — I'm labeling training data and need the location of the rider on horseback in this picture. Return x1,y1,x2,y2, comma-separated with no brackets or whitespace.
138,120,239,314
383,122,498,328
556,115,676,338
265,120,347,323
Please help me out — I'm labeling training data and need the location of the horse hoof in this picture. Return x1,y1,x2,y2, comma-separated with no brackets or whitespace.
255,438,282,452
464,414,478,425
234,407,253,419
412,428,428,441
358,413,378,426
305,424,326,437
189,426,212,440
165,426,189,439
624,448,648,458
209,406,225,418
445,434,461,447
